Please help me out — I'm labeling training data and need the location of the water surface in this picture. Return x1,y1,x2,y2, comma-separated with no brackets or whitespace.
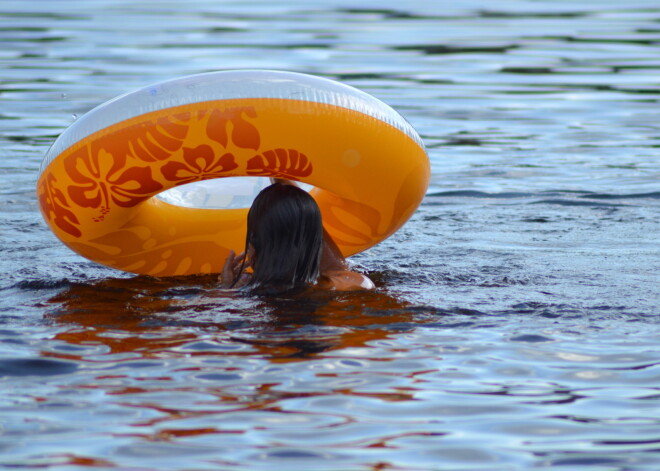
1,1,659,470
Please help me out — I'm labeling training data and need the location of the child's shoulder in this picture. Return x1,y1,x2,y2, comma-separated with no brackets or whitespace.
318,270,375,291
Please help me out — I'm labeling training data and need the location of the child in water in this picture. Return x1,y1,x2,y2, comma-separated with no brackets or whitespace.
219,180,374,294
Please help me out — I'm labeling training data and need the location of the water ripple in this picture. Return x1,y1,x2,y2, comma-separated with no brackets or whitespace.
2,1,660,469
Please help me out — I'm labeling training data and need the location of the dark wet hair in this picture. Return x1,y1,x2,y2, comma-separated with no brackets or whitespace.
237,183,323,294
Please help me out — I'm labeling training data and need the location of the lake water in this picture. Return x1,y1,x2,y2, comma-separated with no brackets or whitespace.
1,1,659,469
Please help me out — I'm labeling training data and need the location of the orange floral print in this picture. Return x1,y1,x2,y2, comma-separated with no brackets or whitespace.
160,144,238,185
64,145,163,213
102,113,191,163
206,107,260,150
321,195,383,247
38,172,82,238
247,148,313,178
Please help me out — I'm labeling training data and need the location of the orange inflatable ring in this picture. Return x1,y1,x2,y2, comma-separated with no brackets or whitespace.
37,70,429,276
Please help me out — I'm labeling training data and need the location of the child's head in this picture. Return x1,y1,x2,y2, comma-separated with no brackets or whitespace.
243,183,323,293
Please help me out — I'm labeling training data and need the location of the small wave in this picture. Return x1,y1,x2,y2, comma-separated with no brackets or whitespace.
336,8,423,19
510,334,554,343
426,190,658,207
0,358,78,377
501,302,654,320
426,190,535,198
582,191,660,200
393,44,519,55
9,278,73,291
531,199,625,208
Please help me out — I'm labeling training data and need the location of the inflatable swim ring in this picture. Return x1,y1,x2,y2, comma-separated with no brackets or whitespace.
37,70,429,276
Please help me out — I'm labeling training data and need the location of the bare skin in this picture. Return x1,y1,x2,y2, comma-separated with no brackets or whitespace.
316,226,375,291
219,248,252,289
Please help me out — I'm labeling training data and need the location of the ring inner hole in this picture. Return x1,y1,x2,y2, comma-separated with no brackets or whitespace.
156,177,313,209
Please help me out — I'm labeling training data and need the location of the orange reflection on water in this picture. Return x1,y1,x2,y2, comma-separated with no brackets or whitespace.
40,275,426,459
44,275,420,361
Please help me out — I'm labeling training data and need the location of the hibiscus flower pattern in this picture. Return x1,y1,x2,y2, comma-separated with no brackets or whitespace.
38,98,329,278
160,144,238,185
64,145,163,221
38,172,82,238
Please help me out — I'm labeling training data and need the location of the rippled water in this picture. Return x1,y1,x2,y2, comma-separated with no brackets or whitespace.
1,1,660,469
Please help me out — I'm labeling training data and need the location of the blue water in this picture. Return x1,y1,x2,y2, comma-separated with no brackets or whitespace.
1,1,659,470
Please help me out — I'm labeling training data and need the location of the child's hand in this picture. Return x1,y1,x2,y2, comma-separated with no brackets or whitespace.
219,250,247,288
